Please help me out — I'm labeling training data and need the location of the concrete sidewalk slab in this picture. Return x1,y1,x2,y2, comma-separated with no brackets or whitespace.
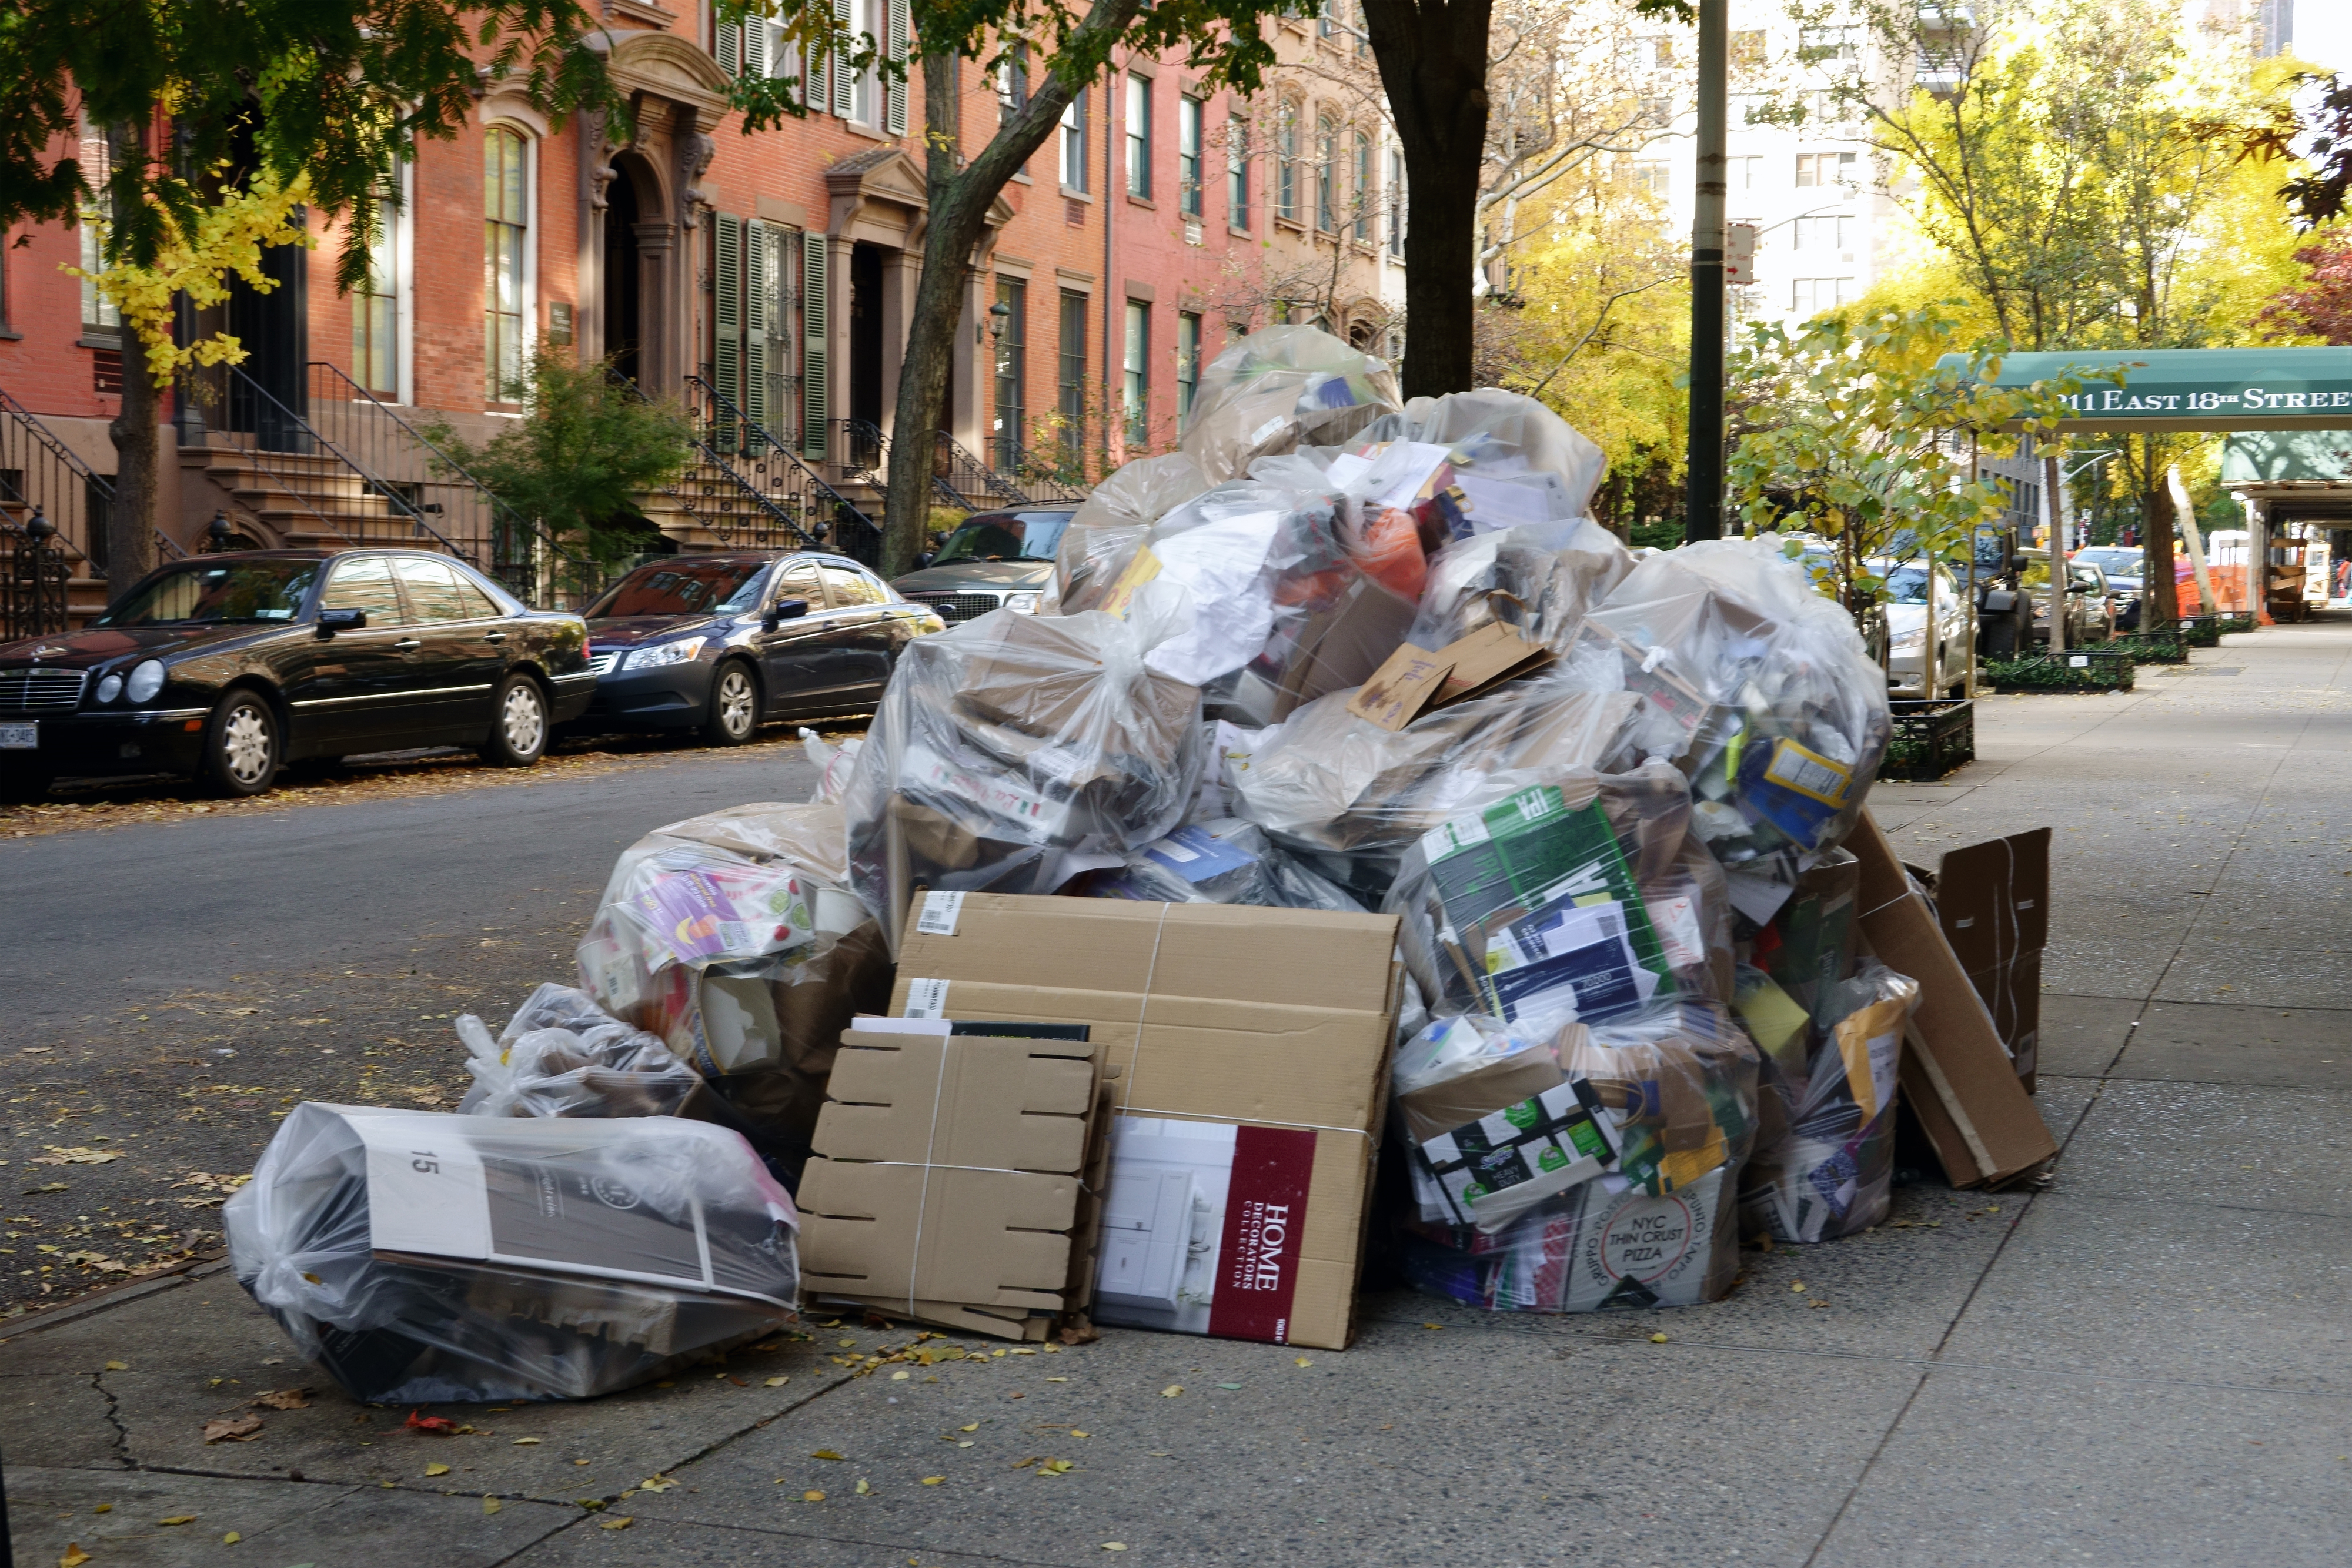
2112,1001,2352,1088
2033,994,2140,1078
2055,1079,2352,1218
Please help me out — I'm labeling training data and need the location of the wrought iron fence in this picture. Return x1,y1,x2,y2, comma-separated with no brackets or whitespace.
680,377,883,565
840,419,976,513
0,509,70,642
997,434,1090,503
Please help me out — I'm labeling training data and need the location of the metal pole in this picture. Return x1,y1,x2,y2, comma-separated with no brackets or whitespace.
1683,0,1728,543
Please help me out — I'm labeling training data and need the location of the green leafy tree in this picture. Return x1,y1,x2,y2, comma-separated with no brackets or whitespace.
1726,302,2119,683
0,0,615,597
423,347,693,572
717,0,1301,577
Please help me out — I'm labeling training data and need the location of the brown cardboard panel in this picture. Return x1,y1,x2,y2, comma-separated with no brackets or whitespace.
1431,621,1555,705
830,1296,1052,1342
889,895,1402,1350
1346,644,1456,731
1851,811,2056,1188
1936,828,2051,1091
817,1031,1096,1172
798,1160,1077,1310
1395,1053,1566,1145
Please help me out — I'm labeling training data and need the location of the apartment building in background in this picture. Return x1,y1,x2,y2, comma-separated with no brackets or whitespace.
0,5,1412,612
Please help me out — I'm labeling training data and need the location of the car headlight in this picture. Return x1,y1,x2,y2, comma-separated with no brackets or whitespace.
621,636,707,671
1890,628,1926,653
126,659,166,703
95,672,123,703
1003,592,1041,614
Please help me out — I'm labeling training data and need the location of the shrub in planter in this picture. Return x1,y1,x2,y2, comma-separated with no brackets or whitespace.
2104,631,2187,664
1984,651,2135,692
1883,698,1975,781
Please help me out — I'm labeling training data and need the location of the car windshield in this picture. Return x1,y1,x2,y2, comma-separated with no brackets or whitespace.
588,560,770,618
932,513,1071,565
95,560,321,626
1881,566,1950,604
2074,549,2141,576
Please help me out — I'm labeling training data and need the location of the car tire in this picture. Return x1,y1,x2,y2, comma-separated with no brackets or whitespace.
703,660,760,746
202,690,282,797
481,674,549,767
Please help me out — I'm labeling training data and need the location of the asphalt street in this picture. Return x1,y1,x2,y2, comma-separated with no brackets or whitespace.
0,740,827,1315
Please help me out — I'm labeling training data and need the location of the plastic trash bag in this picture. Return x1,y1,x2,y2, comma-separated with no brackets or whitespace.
456,984,707,1121
576,803,893,1184
1384,761,1731,1031
1560,998,1760,1198
1048,453,1214,613
1579,537,1892,860
842,601,1204,951
1408,517,1635,654
1076,815,1365,912
1391,389,1609,520
800,728,864,805
226,1104,798,1403
1226,665,1641,894
1178,325,1402,482
1741,961,1917,1243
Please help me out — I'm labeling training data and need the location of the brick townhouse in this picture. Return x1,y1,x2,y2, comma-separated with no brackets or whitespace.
0,2,1408,613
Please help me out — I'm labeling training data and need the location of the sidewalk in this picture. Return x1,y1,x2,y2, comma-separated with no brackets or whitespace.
8,618,2349,1568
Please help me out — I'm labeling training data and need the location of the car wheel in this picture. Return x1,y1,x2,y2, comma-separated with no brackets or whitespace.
703,660,760,746
203,690,281,797
481,674,549,767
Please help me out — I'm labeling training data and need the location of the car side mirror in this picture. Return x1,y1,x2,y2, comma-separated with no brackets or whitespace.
764,597,810,630
316,607,366,637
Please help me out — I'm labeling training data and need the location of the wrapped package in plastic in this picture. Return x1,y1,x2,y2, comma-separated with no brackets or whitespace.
576,803,893,1182
800,728,864,805
1048,452,1213,613
1077,815,1365,912
1579,537,1892,861
456,984,709,1121
1384,762,1732,1029
1391,1013,1613,1234
1177,325,1403,482
841,602,1204,950
1396,998,1759,1312
1228,668,1641,900
1408,517,1634,654
1742,961,1917,1243
225,1104,798,1403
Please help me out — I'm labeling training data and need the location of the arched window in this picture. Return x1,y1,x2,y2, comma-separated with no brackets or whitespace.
484,126,530,402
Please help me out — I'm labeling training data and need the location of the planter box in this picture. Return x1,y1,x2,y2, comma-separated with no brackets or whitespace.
1985,650,2135,693
1883,698,1976,781
2104,632,2187,664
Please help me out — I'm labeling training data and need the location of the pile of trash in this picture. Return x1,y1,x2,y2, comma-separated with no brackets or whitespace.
228,324,2055,1402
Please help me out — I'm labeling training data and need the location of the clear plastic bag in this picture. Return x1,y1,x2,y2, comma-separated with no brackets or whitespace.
225,1103,798,1403
456,984,707,1121
1408,517,1635,654
1048,453,1214,614
1076,815,1366,912
841,603,1204,951
1225,665,1641,894
800,728,864,805
1560,998,1761,1198
1399,1164,1740,1313
1178,325,1403,482
1383,761,1731,1031
1740,961,1917,1243
1579,537,1893,859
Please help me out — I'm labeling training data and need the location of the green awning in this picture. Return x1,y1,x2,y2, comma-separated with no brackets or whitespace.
1953,346,2352,432
2220,430,2352,520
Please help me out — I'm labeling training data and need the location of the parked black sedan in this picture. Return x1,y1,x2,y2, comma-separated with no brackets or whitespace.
577,551,944,743
0,549,592,801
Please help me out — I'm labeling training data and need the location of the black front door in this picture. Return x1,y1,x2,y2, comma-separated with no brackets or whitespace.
227,241,309,452
850,243,884,434
605,171,643,386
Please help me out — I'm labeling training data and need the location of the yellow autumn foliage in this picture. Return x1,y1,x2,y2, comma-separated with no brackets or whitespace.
64,169,316,387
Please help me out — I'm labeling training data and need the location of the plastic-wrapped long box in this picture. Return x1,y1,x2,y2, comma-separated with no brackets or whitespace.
225,1104,799,1403
889,892,1402,1349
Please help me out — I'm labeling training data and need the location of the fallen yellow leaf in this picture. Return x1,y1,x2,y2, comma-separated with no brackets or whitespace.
61,1546,92,1568
1045,1376,1069,1382
812,1449,846,1460
1295,1358,1312,1368
921,1476,944,1486
598,1516,633,1531
103,1360,126,1371
637,1476,676,1493
159,1515,197,1526
803,1489,826,1502
425,1463,450,1477
1071,1430,1091,1439
890,1370,910,1381
512,1437,540,1446
1649,1332,1670,1344
1102,1545,1129,1553
222,1533,241,1546
1161,1385,1182,1398
483,1498,502,1516
837,1338,858,1348
1422,1322,1443,1330
765,1376,790,1388
960,1422,980,1432
1791,1282,1807,1293
855,1479,872,1496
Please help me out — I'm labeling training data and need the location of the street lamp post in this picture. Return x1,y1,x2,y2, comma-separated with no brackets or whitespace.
1685,0,1729,543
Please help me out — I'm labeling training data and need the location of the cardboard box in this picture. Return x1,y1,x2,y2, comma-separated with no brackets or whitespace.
1933,828,2050,1092
1345,623,1554,732
888,893,1402,1349
1849,811,2056,1188
797,1023,1102,1334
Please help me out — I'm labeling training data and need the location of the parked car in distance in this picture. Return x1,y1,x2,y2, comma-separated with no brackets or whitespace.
1877,559,1973,697
2030,560,2117,645
890,507,1078,622
577,551,944,744
0,549,592,801
2070,546,2143,630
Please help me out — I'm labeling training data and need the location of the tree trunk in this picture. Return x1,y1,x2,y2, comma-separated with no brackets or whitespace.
878,7,1142,576
1362,0,1494,399
105,318,158,603
2143,440,2178,630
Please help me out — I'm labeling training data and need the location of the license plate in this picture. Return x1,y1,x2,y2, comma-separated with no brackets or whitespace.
0,722,35,750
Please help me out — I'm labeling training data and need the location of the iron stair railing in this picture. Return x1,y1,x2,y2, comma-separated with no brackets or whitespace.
682,376,883,565
302,362,606,608
997,433,1090,503
206,365,406,553
0,381,181,576
932,427,1033,509
840,417,973,513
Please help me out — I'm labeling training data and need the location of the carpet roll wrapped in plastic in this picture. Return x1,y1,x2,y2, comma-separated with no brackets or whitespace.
1177,325,1403,482
225,1104,798,1403
1580,537,1893,865
841,600,1204,951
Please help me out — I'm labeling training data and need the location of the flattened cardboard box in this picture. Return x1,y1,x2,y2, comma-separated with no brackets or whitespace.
1935,828,2050,1092
799,1029,1099,1320
1850,812,2056,1188
890,894,1402,1350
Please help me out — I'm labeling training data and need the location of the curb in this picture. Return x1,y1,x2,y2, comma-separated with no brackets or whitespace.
0,1254,232,1344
